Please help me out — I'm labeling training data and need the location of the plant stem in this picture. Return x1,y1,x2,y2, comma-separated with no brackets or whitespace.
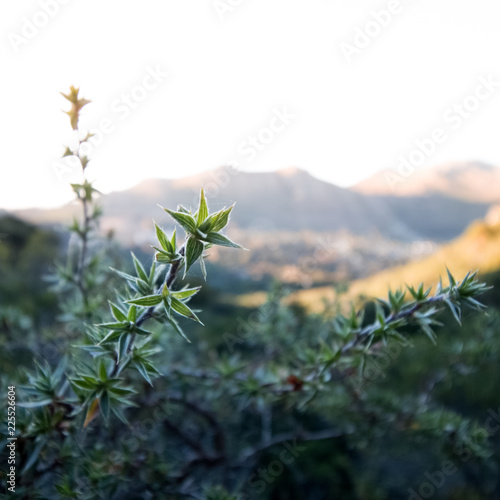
75,138,91,308
135,245,186,327
340,294,447,355
112,245,186,376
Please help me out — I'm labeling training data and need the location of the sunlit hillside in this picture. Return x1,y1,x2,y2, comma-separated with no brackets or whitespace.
237,205,500,312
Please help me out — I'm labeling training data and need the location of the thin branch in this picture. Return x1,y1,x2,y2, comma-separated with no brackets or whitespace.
163,418,208,458
112,246,186,376
168,392,226,457
74,138,91,308
340,294,447,355
235,427,351,467
135,245,186,327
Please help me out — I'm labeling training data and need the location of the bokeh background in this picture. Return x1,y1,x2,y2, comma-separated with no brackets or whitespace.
2,1,500,499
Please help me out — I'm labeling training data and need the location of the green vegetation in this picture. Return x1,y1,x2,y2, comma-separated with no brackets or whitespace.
0,215,59,320
0,89,499,499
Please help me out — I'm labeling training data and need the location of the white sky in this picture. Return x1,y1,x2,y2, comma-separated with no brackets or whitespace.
2,0,500,209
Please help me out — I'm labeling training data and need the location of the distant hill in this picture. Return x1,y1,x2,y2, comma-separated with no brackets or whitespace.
276,204,500,313
353,161,500,203
13,165,492,244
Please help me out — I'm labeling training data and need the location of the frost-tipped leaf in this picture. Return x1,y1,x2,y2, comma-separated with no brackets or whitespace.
162,208,197,234
171,287,201,300
199,256,207,280
170,297,203,324
134,361,153,386
171,228,177,251
132,325,153,336
149,260,157,281
199,206,233,233
109,302,127,322
155,223,172,252
126,294,163,307
18,399,53,409
71,378,97,391
100,391,110,422
446,268,457,288
132,253,148,282
444,297,461,324
127,305,137,322
204,232,242,248
464,296,487,310
98,360,108,381
436,276,443,295
167,317,191,343
196,189,209,225
99,329,123,345
110,268,137,283
97,321,128,331
184,237,204,277
211,206,234,232
117,333,130,364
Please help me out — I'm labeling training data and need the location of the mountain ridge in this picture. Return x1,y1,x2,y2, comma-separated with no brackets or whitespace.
353,160,500,203
11,163,495,245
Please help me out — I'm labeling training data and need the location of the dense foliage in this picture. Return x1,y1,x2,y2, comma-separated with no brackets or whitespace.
0,89,498,500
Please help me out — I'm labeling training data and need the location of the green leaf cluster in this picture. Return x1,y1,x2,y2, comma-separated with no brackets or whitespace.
161,189,244,278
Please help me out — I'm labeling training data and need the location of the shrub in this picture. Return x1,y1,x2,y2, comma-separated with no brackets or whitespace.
0,88,493,499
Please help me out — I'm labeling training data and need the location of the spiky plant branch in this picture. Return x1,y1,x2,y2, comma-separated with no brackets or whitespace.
12,88,494,499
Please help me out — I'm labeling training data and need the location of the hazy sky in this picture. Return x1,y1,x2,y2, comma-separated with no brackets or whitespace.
2,0,500,209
